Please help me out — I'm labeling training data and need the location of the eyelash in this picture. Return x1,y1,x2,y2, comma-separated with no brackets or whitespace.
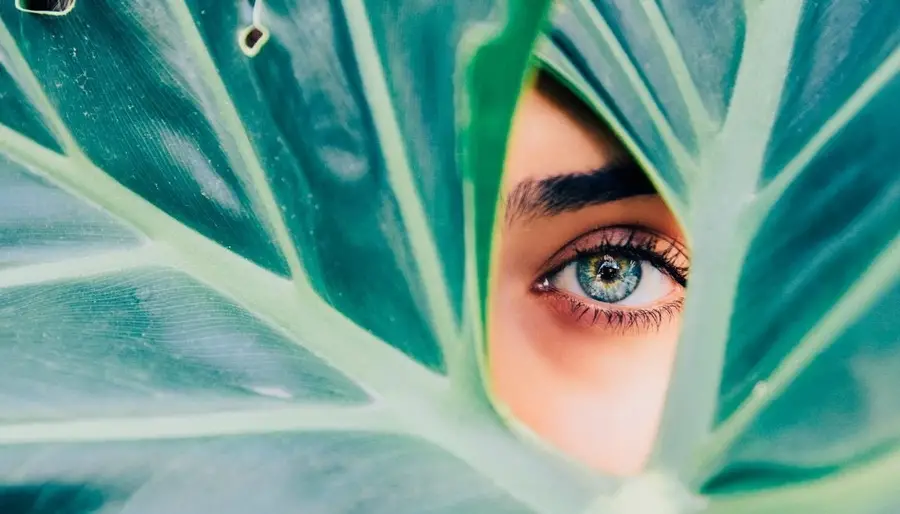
531,226,689,331
540,292,685,332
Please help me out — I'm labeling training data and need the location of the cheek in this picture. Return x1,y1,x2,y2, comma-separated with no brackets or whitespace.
487,279,681,475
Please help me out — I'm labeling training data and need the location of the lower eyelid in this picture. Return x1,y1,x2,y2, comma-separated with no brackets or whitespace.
535,287,685,333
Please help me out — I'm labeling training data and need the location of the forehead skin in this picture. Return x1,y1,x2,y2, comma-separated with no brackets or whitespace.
503,76,625,190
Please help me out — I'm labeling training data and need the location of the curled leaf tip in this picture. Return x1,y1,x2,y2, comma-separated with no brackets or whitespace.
238,25,270,57
15,0,75,16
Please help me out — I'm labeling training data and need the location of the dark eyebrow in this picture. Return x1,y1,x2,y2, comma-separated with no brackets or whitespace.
504,160,656,225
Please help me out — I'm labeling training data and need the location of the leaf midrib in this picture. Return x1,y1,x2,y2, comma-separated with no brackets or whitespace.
0,9,446,408
0,6,603,513
0,404,396,444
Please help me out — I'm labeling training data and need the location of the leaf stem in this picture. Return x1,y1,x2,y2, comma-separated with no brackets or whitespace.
651,0,804,475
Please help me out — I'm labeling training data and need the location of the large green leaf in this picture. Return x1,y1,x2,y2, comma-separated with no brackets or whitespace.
0,1,611,512
538,0,899,511
3,0,898,512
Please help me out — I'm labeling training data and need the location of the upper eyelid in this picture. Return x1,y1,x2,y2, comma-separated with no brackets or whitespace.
548,247,689,290
537,225,688,275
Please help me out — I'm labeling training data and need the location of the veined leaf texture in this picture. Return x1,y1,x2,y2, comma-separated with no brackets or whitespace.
0,0,897,512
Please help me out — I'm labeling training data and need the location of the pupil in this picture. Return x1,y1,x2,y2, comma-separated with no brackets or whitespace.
575,253,642,304
596,256,621,283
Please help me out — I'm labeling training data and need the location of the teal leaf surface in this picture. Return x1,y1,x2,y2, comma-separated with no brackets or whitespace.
3,0,898,512
0,1,606,513
540,0,900,511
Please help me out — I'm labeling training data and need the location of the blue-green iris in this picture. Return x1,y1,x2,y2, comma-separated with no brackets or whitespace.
576,254,642,303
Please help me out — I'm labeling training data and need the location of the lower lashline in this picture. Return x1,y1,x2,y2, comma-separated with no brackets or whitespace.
537,287,685,332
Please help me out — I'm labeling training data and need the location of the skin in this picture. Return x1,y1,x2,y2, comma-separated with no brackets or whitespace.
488,75,687,475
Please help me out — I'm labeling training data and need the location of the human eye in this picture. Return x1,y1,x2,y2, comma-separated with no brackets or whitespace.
532,226,689,331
